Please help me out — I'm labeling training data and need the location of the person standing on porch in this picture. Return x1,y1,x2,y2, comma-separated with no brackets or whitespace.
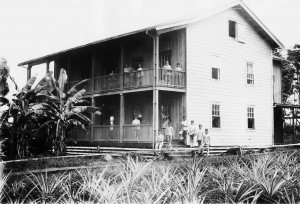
180,116,189,144
137,63,143,86
188,120,197,147
197,124,204,147
199,129,210,156
165,122,174,149
155,130,164,150
132,116,140,141
163,60,172,85
174,62,182,86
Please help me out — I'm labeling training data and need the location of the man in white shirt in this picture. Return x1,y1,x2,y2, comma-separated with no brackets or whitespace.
188,120,197,147
180,116,188,144
163,60,172,85
132,116,140,141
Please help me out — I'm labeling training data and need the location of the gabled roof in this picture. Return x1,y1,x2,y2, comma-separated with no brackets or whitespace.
18,0,283,67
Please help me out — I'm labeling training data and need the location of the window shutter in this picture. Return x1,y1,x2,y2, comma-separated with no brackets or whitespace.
237,23,246,43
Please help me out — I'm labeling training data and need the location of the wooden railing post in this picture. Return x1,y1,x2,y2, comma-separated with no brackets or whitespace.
91,96,95,142
120,43,124,90
120,93,124,143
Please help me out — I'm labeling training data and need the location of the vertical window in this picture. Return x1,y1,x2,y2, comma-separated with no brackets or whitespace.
229,20,246,43
246,62,254,85
247,107,255,129
229,20,236,38
211,56,221,80
212,104,221,128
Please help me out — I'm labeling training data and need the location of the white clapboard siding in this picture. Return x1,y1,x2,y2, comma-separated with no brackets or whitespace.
186,8,273,146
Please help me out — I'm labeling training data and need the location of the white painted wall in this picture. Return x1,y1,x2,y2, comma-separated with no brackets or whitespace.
186,8,273,146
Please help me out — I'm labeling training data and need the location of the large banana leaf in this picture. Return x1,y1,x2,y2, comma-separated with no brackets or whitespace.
66,79,89,99
57,69,67,98
33,73,56,94
21,75,37,93
64,89,86,114
71,106,101,114
67,112,92,126
35,94,59,103
73,99,91,106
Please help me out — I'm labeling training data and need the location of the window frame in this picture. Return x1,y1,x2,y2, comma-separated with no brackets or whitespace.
211,103,221,129
228,19,246,43
211,55,221,81
246,61,254,86
247,106,255,130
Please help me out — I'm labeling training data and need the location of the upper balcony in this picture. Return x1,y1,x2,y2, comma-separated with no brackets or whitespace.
56,29,187,94
68,68,186,93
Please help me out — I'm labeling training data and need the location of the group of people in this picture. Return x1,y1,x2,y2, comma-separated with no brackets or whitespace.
155,116,210,156
162,61,183,86
181,117,210,155
124,63,143,86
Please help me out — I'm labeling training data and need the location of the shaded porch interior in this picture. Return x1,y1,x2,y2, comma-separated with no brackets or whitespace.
53,29,187,93
69,90,185,146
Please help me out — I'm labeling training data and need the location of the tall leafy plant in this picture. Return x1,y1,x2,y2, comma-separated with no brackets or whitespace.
0,68,101,159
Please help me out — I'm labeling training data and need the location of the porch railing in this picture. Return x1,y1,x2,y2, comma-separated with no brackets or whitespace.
123,124,153,142
69,80,93,93
69,127,92,141
123,69,153,89
157,69,185,87
94,74,120,92
93,125,120,142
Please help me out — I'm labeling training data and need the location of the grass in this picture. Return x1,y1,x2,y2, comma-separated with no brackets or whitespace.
1,151,300,203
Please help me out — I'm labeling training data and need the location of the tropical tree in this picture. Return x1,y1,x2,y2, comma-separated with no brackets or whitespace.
0,68,101,160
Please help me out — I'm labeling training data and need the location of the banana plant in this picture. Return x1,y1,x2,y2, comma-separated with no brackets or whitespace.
0,68,101,159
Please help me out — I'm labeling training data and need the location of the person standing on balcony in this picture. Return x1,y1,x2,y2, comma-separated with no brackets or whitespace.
137,63,143,86
163,60,172,86
132,116,140,141
124,64,131,87
175,62,183,86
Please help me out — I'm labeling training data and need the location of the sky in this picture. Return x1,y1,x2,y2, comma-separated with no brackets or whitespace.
0,0,300,87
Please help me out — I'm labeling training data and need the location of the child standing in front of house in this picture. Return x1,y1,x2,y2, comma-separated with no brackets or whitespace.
165,122,174,149
199,128,210,156
155,130,164,150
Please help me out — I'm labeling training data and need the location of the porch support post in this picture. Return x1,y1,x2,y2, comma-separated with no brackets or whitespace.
27,65,32,80
292,107,295,143
152,34,159,149
120,93,124,142
92,49,95,93
46,60,50,73
120,43,124,90
91,96,95,142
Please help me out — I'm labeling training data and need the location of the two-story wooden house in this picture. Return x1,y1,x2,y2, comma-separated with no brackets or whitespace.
18,0,284,147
